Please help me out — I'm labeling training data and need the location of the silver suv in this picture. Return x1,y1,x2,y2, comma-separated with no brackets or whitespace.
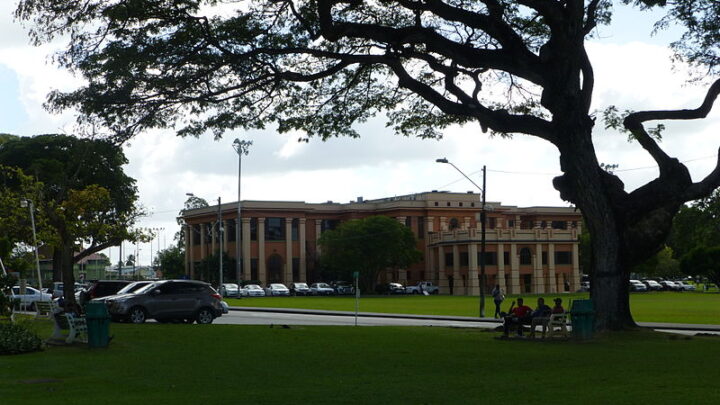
106,280,224,324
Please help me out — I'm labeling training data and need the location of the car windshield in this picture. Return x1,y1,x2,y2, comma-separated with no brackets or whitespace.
318,283,330,288
295,283,308,288
134,283,159,294
117,282,147,294
247,285,260,290
271,284,285,288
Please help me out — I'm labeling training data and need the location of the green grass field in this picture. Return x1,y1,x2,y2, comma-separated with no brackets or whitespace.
226,291,720,324
2,321,719,404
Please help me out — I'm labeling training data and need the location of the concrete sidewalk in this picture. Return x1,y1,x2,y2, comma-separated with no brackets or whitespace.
228,305,720,331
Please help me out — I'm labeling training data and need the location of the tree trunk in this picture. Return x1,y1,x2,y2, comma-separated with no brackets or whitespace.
60,242,77,311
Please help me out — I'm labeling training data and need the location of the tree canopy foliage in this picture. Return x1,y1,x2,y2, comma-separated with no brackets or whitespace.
318,215,422,293
0,134,144,304
14,1,720,329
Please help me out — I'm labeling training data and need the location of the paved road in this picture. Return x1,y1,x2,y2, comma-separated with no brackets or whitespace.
215,307,720,335
215,309,495,328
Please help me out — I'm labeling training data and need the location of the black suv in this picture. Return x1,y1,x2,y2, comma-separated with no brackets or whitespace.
106,280,224,324
79,280,131,305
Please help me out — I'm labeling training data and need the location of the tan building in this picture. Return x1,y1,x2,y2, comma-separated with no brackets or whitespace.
180,191,582,295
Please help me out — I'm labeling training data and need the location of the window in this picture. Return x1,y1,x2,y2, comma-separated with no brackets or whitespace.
508,220,515,228
542,252,548,265
434,202,439,207
541,220,547,229
226,219,236,242
503,252,510,265
520,220,533,229
552,221,567,230
449,217,459,230
250,259,258,281
292,258,300,280
479,252,497,265
447,202,451,207
471,202,475,207
405,217,412,228
291,218,299,241
418,216,425,239
192,224,201,245
321,219,339,233
459,202,463,207
460,252,469,266
489,217,497,229
555,251,572,265
520,248,532,265
250,218,258,241
445,253,454,266
523,274,532,293
265,217,285,241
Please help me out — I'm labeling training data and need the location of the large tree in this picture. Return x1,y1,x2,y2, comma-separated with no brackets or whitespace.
14,1,720,329
0,134,144,306
318,215,422,293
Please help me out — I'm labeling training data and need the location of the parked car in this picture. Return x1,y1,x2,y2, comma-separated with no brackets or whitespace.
48,282,84,299
242,284,266,297
220,283,240,298
289,282,311,296
387,283,406,295
405,281,439,295
79,280,131,304
675,281,696,291
629,280,647,292
265,283,290,296
659,280,681,291
10,286,52,310
90,281,152,304
105,280,224,324
640,280,663,291
310,282,335,296
331,281,354,295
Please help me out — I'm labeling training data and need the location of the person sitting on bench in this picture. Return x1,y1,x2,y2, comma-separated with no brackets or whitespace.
529,297,552,338
502,298,533,337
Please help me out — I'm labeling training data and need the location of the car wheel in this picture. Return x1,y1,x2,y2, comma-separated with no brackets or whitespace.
196,308,215,324
128,306,147,324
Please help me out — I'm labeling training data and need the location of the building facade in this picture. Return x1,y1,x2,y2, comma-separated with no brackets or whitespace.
180,191,583,295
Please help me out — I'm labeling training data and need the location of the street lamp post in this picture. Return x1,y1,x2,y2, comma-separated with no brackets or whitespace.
233,139,252,284
217,197,223,292
20,198,43,294
436,158,487,318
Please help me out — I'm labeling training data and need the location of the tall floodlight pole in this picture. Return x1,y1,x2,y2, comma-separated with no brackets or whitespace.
436,158,487,318
20,199,43,294
233,139,252,284
217,197,223,291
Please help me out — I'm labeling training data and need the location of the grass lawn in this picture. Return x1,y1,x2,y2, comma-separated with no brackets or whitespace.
227,291,720,324
1,321,719,404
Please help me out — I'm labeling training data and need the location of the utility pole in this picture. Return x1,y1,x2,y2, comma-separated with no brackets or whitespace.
217,197,223,291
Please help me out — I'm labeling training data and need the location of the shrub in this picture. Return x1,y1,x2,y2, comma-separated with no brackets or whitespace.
0,322,43,355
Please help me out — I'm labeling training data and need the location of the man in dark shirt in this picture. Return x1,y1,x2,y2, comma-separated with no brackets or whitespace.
502,297,533,337
529,297,552,338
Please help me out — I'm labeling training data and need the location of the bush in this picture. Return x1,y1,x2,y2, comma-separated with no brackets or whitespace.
0,322,43,355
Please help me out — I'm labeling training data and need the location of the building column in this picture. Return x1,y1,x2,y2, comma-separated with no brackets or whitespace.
396,216,406,224
534,243,544,294
299,218,307,282
200,223,207,261
285,217,293,283
258,218,266,284
463,216,471,230
452,245,461,296
184,225,192,278
548,243,557,293
468,243,479,296
438,247,449,294
242,218,251,281
572,243,581,292
510,243,520,294
497,243,506,292
440,216,447,231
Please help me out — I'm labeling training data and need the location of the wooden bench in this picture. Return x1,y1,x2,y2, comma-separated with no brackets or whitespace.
50,312,88,344
34,300,55,319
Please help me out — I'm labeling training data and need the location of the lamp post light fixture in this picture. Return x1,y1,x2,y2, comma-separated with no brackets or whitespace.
436,158,487,318
20,198,43,295
232,138,252,284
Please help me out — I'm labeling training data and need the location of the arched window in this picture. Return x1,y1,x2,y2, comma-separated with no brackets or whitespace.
449,217,459,230
520,248,532,265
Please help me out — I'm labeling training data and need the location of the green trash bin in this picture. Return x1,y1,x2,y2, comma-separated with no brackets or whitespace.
85,302,111,348
570,299,595,340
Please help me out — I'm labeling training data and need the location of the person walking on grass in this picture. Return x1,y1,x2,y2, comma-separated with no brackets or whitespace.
491,284,505,319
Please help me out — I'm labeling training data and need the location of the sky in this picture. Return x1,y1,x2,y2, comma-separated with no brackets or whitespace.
1,2,719,266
